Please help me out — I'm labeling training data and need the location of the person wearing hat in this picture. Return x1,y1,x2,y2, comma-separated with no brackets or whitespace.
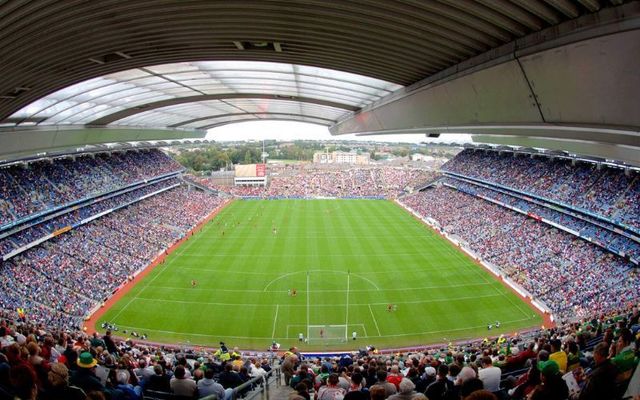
528,360,569,400
70,352,105,395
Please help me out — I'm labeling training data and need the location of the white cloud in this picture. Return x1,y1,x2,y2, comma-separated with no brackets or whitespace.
206,121,471,144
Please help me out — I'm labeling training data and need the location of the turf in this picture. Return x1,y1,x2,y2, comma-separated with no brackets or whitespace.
98,199,542,351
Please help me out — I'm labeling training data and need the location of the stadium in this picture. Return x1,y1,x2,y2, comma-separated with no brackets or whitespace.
0,1,639,400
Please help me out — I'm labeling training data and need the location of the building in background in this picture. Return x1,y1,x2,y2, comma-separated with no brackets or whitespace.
411,153,435,162
313,150,369,165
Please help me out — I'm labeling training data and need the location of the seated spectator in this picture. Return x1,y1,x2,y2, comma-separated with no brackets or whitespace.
70,352,104,395
612,328,638,384
425,364,453,400
477,356,500,393
317,373,347,400
115,369,142,400
460,378,484,399
548,340,567,374
217,363,243,390
463,389,498,400
370,369,397,398
197,368,226,399
41,362,86,400
146,365,171,393
506,342,536,370
387,378,416,399
170,365,196,398
290,382,310,400
528,360,568,400
386,365,403,390
345,372,368,399
577,341,618,400
369,385,386,400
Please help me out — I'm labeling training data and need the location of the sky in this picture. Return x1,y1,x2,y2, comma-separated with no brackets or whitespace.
206,121,472,144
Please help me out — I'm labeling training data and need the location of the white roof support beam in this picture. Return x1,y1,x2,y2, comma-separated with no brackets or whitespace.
331,14,640,162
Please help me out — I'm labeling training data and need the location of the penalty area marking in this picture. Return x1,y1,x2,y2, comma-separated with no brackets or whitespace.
368,304,382,336
272,304,279,339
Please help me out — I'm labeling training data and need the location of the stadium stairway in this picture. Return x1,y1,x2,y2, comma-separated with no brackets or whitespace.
267,383,297,399
182,176,220,195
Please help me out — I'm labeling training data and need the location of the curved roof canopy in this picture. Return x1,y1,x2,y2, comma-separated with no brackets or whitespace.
5,61,401,130
0,0,638,164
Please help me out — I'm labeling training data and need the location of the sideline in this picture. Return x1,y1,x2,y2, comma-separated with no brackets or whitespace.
393,199,554,330
83,199,233,333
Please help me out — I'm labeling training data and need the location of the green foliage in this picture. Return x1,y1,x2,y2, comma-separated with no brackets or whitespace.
391,147,410,157
174,145,261,172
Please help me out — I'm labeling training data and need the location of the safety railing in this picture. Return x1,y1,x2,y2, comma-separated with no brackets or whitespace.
231,366,281,400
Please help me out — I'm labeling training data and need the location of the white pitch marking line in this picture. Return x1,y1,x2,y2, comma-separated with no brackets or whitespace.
272,304,279,339
368,304,381,336
111,297,138,323
114,316,534,341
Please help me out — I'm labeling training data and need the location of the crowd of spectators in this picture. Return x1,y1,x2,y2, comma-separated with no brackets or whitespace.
0,300,637,400
191,167,436,199
1,148,639,399
440,177,640,260
0,186,224,330
441,150,640,232
403,186,640,322
0,177,181,259
0,150,183,227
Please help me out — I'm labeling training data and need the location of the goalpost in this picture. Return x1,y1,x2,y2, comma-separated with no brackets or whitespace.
306,270,350,343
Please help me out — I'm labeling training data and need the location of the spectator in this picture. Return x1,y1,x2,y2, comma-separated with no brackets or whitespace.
217,363,243,390
548,339,567,374
70,352,104,394
477,357,500,393
387,378,416,399
198,367,226,399
578,342,618,400
146,365,171,393
317,373,347,400
425,364,453,400
42,362,85,400
371,369,397,398
528,360,569,400
170,365,197,398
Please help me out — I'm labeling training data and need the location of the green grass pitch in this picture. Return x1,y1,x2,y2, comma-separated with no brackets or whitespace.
98,199,542,351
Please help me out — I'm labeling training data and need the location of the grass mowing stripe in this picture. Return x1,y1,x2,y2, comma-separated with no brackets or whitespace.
99,199,542,350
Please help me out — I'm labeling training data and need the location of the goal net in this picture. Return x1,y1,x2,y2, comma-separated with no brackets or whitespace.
308,325,347,343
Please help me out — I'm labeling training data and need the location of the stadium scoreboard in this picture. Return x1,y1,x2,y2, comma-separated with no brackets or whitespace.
234,163,267,186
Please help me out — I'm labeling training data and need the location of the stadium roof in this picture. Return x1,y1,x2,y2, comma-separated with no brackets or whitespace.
0,1,638,164
4,61,401,130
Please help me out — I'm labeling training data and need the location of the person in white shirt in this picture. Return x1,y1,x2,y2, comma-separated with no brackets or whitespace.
478,356,501,393
250,359,267,378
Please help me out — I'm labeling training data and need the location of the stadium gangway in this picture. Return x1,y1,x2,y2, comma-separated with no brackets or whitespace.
181,176,220,196
231,366,281,400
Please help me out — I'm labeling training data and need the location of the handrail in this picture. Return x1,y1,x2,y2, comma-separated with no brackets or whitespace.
231,366,281,400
